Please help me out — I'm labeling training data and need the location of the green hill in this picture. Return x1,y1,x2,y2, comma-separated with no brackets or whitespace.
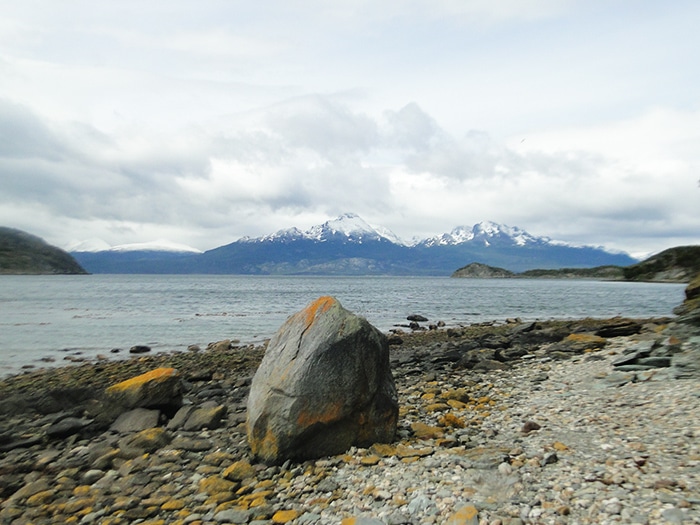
0,227,88,275
622,246,700,282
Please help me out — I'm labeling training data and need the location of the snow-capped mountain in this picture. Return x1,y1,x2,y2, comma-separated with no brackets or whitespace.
419,221,548,248
71,214,637,275
244,213,406,245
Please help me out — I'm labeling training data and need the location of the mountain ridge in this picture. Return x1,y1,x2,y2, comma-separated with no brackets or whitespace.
69,213,638,275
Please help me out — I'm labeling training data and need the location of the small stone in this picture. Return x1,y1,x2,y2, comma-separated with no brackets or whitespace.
521,421,541,433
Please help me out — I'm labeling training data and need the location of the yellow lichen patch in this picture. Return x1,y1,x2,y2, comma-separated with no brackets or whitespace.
440,388,471,403
360,455,381,466
411,422,443,439
222,460,256,481
445,504,479,524
272,509,301,523
160,499,186,511
369,443,397,457
446,399,468,410
25,489,55,506
424,403,450,413
250,427,279,459
106,367,178,394
439,412,466,428
198,476,238,496
302,296,337,327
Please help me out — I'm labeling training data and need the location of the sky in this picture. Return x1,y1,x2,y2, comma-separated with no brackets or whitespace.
0,0,698,258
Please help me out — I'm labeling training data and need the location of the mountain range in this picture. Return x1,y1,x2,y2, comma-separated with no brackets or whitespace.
70,213,637,275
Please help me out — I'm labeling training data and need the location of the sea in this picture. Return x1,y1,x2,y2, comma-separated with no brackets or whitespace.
0,274,687,378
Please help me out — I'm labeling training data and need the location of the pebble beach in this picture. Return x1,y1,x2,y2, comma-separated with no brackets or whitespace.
1,314,699,525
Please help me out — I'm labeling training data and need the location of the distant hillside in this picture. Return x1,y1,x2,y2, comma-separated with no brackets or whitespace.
622,246,700,282
0,227,88,275
451,262,624,280
451,262,515,278
452,246,700,283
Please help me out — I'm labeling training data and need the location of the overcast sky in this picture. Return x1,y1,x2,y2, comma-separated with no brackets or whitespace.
1,0,698,258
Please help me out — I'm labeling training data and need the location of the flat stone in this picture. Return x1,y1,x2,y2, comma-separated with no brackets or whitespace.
110,408,160,433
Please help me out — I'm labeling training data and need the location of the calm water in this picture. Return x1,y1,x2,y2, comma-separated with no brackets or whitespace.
0,275,686,377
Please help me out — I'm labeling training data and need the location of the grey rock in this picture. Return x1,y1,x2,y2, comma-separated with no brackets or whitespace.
110,408,160,433
167,405,197,430
247,296,398,464
214,508,251,523
182,404,227,431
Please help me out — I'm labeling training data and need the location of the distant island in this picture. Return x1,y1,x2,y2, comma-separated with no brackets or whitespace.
452,246,700,283
0,227,87,275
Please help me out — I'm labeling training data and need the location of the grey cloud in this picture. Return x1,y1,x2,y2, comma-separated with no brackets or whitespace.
263,94,379,155
383,102,442,151
0,99,70,161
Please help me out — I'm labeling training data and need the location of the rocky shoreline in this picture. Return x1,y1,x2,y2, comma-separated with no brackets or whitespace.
1,309,699,524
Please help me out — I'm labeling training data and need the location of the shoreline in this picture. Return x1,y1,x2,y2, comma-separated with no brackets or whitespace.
2,313,699,523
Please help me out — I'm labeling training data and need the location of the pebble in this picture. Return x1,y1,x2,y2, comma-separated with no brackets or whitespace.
0,318,699,524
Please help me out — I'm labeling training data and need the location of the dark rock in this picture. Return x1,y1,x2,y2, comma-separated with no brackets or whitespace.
387,334,404,346
521,421,541,433
45,417,93,439
129,345,151,354
0,435,44,453
247,296,398,464
167,405,197,430
595,321,642,338
407,314,429,322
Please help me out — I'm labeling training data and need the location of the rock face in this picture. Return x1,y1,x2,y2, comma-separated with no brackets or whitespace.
673,272,700,325
247,296,398,464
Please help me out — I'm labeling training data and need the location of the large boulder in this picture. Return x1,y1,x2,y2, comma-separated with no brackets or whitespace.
247,296,398,464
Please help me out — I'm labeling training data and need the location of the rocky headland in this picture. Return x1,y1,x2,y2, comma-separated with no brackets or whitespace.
1,276,699,525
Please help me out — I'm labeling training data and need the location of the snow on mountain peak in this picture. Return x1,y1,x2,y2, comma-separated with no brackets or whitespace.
107,240,203,253
418,221,549,247
70,239,202,253
308,213,378,240
65,238,112,252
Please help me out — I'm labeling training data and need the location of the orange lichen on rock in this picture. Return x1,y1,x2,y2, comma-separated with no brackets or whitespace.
301,296,337,327
106,367,178,394
296,400,344,427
